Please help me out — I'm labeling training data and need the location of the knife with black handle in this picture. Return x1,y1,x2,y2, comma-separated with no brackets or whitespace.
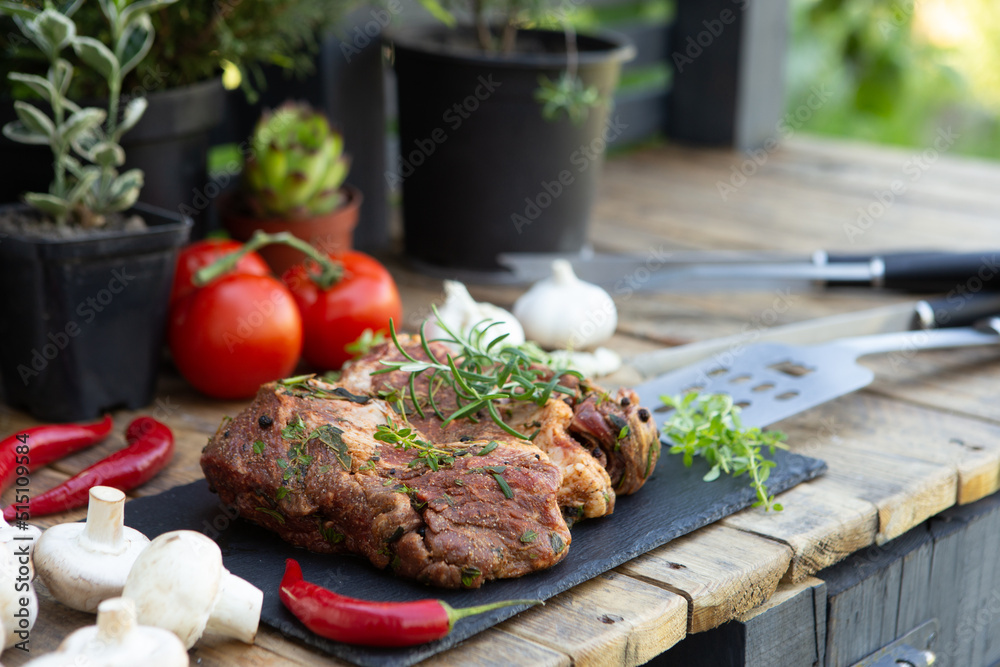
499,250,1000,293
628,291,1000,377
819,250,1000,291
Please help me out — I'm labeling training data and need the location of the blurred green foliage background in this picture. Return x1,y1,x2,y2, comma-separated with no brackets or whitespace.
787,0,1000,159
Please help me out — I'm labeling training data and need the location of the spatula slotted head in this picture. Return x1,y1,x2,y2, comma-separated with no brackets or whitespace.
633,342,875,429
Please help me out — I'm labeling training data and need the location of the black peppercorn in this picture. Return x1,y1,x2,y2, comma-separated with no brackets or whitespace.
638,408,650,422
620,397,631,408
459,435,472,442
258,414,273,428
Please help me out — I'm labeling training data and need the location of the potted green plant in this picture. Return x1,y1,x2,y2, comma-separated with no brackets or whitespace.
220,102,360,276
0,0,191,422
0,0,350,236
386,2,634,275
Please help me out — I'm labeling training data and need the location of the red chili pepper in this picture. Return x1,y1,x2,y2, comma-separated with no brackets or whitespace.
0,415,113,494
3,416,173,521
279,559,540,647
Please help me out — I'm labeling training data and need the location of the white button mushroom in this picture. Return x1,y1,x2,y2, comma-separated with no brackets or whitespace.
424,280,525,347
0,513,41,580
33,486,150,613
121,529,263,649
513,259,618,350
0,544,37,650
22,597,188,667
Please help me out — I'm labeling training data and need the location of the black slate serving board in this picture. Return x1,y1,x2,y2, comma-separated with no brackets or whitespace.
124,449,825,667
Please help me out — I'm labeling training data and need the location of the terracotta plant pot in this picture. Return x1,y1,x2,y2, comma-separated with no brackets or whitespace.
221,185,362,275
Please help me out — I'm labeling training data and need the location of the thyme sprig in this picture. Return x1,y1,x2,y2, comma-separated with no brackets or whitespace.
661,392,788,512
373,418,456,472
374,307,580,439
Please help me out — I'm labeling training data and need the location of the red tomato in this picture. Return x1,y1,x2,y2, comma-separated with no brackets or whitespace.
168,274,303,399
282,251,402,370
170,239,271,305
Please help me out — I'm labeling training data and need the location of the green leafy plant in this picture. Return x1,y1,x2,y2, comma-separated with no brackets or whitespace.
1,1,349,102
660,392,789,512
0,0,173,225
242,102,351,218
417,0,604,124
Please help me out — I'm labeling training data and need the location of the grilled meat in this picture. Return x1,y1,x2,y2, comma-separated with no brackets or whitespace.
200,335,661,587
201,380,570,588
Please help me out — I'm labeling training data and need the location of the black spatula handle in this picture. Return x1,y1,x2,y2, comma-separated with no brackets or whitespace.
824,251,1000,292
918,292,1000,328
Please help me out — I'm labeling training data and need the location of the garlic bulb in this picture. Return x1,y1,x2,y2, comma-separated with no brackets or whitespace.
514,260,617,350
424,281,525,346
548,347,622,378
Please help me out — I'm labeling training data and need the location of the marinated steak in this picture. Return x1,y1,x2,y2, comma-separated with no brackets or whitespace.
200,336,661,587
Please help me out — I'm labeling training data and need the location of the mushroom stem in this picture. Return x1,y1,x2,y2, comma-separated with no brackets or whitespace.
80,486,126,554
96,597,136,643
205,571,264,644
33,486,150,612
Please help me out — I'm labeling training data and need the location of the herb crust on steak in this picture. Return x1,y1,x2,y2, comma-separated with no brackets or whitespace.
200,336,661,588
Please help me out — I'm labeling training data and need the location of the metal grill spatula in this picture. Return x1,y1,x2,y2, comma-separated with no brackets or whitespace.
633,319,1000,430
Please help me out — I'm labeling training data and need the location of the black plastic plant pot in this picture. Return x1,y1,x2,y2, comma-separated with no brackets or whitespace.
0,203,192,422
388,26,634,274
0,78,224,239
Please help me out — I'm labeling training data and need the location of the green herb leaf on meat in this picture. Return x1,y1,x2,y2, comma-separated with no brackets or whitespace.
313,424,352,471
461,566,481,587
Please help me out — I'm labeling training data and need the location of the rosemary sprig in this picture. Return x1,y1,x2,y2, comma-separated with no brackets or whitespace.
373,418,456,472
373,307,579,439
660,392,788,512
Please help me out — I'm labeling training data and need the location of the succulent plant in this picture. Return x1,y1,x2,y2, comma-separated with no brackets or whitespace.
244,103,351,219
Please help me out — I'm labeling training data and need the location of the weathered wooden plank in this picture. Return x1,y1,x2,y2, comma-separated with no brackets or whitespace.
739,577,826,667
927,493,1000,667
422,629,571,667
500,571,687,666
722,478,878,583
642,577,826,667
866,346,1000,425
250,627,354,666
821,525,933,667
771,405,958,544
617,524,792,633
776,392,1000,506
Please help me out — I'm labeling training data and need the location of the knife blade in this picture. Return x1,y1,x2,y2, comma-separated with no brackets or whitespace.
627,292,1000,378
498,249,1000,293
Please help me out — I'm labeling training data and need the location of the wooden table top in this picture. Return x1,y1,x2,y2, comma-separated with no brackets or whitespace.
5,134,1000,666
